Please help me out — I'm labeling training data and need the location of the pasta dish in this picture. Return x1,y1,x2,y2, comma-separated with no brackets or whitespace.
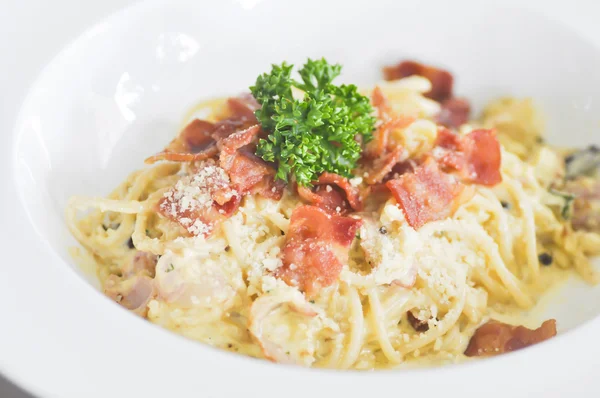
67,59,600,369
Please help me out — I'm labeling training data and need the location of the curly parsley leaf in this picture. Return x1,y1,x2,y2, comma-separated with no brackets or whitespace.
250,58,375,186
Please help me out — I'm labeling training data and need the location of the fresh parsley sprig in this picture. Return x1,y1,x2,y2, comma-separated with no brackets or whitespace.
250,58,375,186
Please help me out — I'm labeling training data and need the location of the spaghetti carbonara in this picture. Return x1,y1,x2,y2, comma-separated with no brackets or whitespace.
67,59,600,369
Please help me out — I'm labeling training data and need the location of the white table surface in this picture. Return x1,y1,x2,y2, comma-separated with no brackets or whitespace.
1,0,599,396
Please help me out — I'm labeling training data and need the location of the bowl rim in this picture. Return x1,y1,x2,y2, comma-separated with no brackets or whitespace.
2,0,600,397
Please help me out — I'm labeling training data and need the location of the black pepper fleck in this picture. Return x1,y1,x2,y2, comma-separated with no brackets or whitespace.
126,237,134,249
538,252,553,266
501,201,511,209
224,246,230,252
379,226,388,235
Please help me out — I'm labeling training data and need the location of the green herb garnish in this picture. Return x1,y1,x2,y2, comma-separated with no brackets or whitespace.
250,58,376,186
549,188,576,220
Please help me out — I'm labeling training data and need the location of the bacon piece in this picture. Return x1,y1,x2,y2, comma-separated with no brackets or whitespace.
227,93,260,121
436,97,471,128
385,157,464,229
364,147,407,185
145,119,218,164
218,124,284,200
275,206,362,296
365,87,415,159
462,129,502,185
296,173,363,214
296,184,347,215
435,128,502,186
146,93,261,164
435,127,462,150
372,86,393,120
317,173,362,210
383,60,454,102
157,164,241,237
365,116,415,159
465,319,557,357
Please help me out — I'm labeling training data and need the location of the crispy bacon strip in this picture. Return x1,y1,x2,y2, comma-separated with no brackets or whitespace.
275,206,362,296
317,173,362,210
383,60,454,102
372,86,393,120
226,93,260,121
465,319,557,357
146,94,260,164
436,97,471,128
218,124,284,200
383,60,471,127
365,87,414,161
363,147,408,185
364,116,415,159
386,157,464,229
297,173,363,214
434,128,502,186
145,119,218,164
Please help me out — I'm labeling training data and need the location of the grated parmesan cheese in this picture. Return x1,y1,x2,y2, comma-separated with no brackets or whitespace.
160,161,237,235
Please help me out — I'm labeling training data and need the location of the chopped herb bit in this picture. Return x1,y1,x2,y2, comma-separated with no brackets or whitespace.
538,252,553,266
549,188,576,220
309,300,315,304
379,226,388,235
165,263,175,273
500,201,511,209
251,58,376,186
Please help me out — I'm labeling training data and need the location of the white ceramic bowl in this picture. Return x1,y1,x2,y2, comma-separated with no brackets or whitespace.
2,0,600,396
